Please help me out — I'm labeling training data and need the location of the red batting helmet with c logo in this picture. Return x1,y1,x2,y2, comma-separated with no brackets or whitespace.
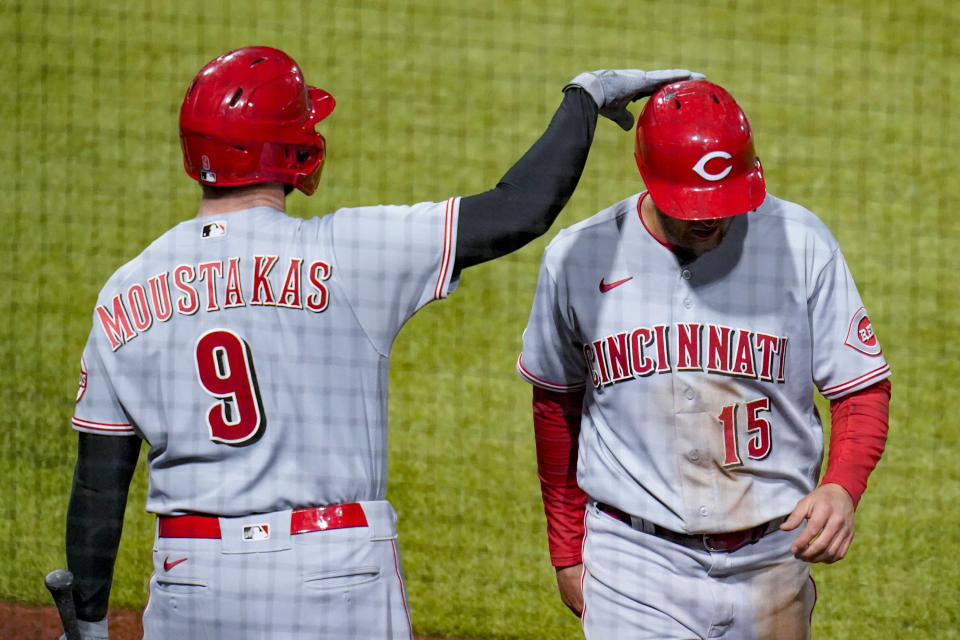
179,46,335,195
635,80,765,220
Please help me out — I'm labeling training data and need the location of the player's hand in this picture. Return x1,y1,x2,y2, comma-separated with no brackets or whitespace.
58,617,109,640
565,69,706,130
555,563,585,617
781,483,855,564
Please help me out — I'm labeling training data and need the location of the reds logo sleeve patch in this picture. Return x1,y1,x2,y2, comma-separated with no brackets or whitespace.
76,357,88,403
844,307,882,356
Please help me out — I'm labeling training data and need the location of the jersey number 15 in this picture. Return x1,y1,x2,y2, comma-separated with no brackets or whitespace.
717,397,772,467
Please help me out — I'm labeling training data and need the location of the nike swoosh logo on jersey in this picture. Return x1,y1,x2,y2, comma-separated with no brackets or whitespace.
163,557,188,572
599,276,634,293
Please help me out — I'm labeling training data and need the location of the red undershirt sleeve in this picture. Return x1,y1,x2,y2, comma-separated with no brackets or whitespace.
820,379,891,508
532,386,587,567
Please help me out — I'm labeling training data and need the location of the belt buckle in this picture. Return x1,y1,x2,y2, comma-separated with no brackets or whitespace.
702,534,723,553
702,532,747,553
701,520,773,553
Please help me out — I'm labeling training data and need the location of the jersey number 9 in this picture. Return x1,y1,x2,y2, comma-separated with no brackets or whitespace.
195,329,266,446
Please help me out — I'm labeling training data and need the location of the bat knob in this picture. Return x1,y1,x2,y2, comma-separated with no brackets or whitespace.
45,569,82,640
45,569,75,590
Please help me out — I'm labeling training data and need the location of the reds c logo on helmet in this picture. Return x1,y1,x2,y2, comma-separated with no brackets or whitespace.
179,46,336,196
634,80,766,220
692,151,734,181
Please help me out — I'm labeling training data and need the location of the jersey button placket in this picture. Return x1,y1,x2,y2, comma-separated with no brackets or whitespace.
680,268,694,308
675,266,708,527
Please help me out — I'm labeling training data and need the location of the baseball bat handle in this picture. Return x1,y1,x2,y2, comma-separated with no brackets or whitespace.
44,569,82,640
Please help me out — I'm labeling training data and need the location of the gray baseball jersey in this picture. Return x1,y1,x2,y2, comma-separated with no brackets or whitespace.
73,199,458,517
518,192,890,534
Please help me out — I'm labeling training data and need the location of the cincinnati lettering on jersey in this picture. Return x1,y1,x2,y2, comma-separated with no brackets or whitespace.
96,255,332,351
583,323,788,389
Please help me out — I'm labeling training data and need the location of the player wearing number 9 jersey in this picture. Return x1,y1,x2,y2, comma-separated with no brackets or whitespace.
64,46,705,640
518,80,891,638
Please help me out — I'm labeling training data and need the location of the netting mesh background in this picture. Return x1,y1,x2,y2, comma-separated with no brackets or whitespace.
1,1,957,638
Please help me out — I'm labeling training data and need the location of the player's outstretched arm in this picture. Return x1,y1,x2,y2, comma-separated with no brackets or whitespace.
455,68,703,272
65,432,141,626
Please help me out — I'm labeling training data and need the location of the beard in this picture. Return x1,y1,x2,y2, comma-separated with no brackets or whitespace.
657,211,733,261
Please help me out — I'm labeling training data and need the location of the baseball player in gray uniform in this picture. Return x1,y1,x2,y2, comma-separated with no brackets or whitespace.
518,79,891,639
62,45,703,639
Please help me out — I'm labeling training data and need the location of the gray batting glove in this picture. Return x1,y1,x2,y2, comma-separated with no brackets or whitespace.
566,69,707,130
58,617,109,640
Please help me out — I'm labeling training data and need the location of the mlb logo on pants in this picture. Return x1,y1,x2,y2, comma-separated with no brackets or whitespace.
243,524,271,541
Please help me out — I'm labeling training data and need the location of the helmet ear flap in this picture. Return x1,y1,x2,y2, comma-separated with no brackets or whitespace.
293,135,326,195
295,159,324,195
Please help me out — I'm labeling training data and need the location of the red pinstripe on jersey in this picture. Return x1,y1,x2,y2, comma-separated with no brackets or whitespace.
71,416,134,434
517,354,586,392
433,197,457,300
819,363,891,399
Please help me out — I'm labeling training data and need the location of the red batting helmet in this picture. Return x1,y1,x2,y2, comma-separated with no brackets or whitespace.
179,46,335,195
635,80,765,220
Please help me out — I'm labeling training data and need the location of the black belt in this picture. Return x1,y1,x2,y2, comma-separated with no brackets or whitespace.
596,503,786,553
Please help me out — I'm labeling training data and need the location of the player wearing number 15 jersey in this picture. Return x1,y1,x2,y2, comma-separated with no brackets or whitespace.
63,46,704,640
518,80,891,638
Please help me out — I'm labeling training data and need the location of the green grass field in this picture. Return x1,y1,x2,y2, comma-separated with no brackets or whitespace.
2,0,958,638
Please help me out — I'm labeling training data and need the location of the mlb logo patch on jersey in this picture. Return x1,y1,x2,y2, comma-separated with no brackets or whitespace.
242,523,271,541
202,221,227,238
845,307,882,356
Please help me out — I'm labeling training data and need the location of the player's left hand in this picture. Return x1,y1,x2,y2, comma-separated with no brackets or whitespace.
780,483,855,563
